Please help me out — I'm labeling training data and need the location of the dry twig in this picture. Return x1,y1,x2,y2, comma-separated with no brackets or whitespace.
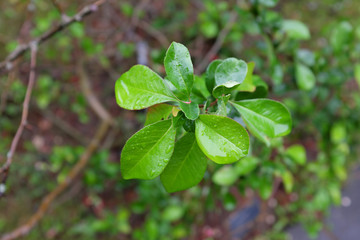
0,44,38,192
195,11,238,74
0,0,107,74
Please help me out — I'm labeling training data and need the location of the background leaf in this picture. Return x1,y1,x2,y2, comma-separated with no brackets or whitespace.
295,63,316,91
282,19,310,40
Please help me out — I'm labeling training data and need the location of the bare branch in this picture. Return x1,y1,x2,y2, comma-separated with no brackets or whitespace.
0,44,38,192
0,120,111,240
0,0,107,74
194,11,238,75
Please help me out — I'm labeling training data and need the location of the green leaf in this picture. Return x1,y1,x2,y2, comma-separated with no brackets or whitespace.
331,21,353,52
295,63,316,91
179,101,200,120
258,0,279,7
330,123,346,144
205,59,223,93
164,42,194,100
285,144,306,165
281,171,294,193
231,99,292,145
258,176,273,199
282,20,310,40
355,64,360,89
191,75,211,103
161,133,207,193
212,166,238,186
145,104,173,126
234,156,259,176
121,119,176,180
162,205,184,222
235,75,268,100
213,58,248,98
115,65,176,110
195,115,249,164
236,62,256,92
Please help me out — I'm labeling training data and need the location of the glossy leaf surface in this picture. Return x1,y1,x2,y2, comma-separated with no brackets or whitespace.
213,58,248,97
145,104,173,126
115,65,176,110
296,63,316,91
121,120,176,180
195,115,249,164
164,42,194,100
205,59,223,93
179,101,200,120
231,99,292,144
161,133,207,193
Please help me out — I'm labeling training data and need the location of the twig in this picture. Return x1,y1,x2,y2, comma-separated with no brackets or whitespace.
0,121,111,240
0,0,107,74
0,43,38,193
195,11,238,74
0,58,113,239
137,20,170,48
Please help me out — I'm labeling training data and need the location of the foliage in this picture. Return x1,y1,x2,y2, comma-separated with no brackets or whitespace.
115,42,292,193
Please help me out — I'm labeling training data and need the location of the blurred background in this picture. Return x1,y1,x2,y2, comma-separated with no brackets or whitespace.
0,0,360,239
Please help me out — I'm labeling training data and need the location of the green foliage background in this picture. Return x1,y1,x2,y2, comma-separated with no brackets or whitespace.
0,0,360,239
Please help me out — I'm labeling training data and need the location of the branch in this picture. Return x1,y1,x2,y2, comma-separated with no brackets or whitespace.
194,11,238,75
0,0,107,74
0,121,111,240
0,43,38,194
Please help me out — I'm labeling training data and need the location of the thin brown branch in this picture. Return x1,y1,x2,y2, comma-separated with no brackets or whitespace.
195,11,238,74
0,44,38,192
77,60,114,125
137,20,170,48
0,121,111,240
0,0,107,74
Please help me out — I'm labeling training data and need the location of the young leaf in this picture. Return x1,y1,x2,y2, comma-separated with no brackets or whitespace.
296,63,316,91
282,20,310,40
236,62,256,92
145,104,173,126
195,114,249,164
164,42,194,100
115,65,176,110
121,119,176,180
213,58,248,98
235,75,268,100
179,101,200,120
160,133,207,193
205,59,223,93
231,99,292,145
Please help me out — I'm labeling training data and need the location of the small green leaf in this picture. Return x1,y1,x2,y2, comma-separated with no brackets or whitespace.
231,99,292,145
205,59,223,93
195,114,249,164
331,21,353,52
235,75,268,100
258,176,273,199
162,205,184,222
161,133,207,193
285,144,306,165
281,171,294,193
121,119,176,180
234,156,259,176
295,63,316,91
164,42,194,100
145,104,173,126
282,20,310,40
115,65,176,110
236,62,256,92
212,166,238,186
179,101,200,120
330,123,346,144
258,0,279,7
213,58,248,98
